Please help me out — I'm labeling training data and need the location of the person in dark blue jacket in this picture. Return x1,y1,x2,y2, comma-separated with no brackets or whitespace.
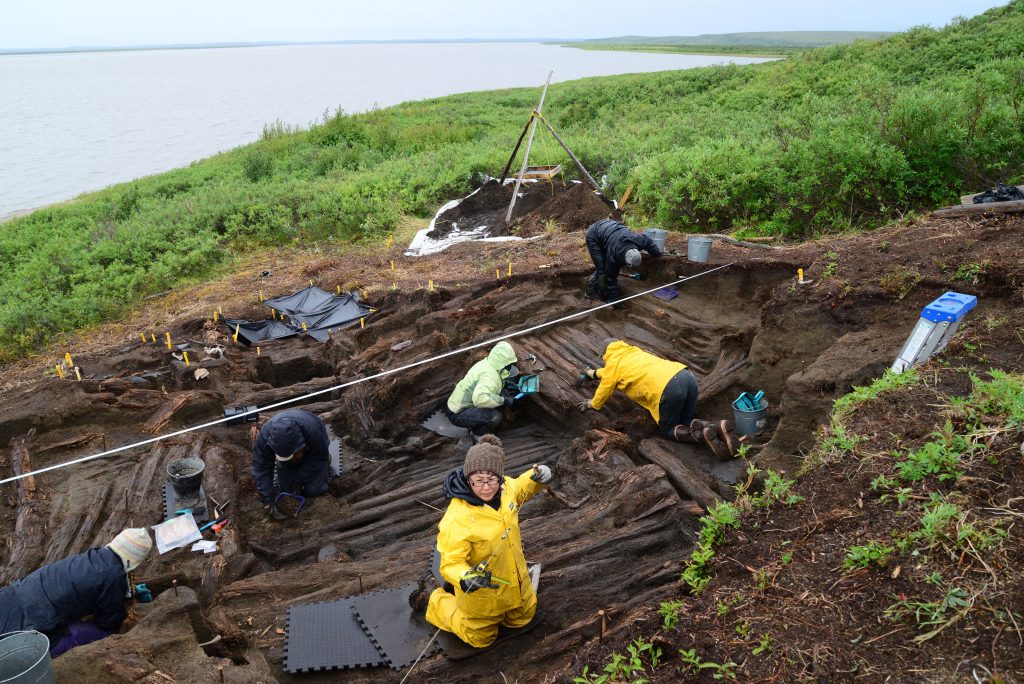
252,409,334,520
585,219,663,302
0,527,152,657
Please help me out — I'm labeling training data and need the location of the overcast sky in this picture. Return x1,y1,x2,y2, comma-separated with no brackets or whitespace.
0,0,1009,50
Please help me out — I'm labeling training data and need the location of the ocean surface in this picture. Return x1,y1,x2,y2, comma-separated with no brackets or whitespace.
0,43,770,218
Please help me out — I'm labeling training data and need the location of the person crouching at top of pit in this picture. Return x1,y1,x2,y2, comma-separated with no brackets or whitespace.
252,408,337,521
0,527,153,657
445,341,522,438
578,338,739,460
585,218,663,303
421,435,553,648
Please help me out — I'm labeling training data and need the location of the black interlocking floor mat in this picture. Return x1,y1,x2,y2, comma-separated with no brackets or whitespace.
161,482,209,523
283,597,385,673
352,583,441,670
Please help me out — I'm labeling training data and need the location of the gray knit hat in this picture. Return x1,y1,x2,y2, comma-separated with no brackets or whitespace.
624,248,642,267
464,434,505,478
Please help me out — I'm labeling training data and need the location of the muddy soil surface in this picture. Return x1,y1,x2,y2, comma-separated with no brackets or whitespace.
427,179,618,239
1,213,1022,682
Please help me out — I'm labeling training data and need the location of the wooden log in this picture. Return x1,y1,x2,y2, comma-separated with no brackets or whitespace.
1,436,47,583
499,116,535,185
637,438,722,510
932,199,1024,217
506,72,552,223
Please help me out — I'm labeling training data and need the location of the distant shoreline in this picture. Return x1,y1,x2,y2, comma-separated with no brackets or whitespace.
0,38,562,57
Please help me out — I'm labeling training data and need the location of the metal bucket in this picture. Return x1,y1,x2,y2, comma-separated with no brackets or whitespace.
732,398,768,436
167,457,205,498
643,227,668,252
0,631,54,684
687,236,712,263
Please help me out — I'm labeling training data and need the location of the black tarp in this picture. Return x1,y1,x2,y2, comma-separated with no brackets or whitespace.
223,287,375,345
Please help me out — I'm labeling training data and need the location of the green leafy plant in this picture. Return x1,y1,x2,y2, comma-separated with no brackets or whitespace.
658,600,684,630
752,633,773,655
752,470,804,507
843,541,895,570
679,648,738,680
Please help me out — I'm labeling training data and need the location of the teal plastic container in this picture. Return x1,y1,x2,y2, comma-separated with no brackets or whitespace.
517,374,540,394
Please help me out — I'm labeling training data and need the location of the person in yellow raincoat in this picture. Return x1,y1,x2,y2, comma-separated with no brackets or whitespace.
578,339,737,459
424,435,553,648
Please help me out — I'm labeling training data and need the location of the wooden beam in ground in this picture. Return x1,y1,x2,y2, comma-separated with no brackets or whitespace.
1,436,47,583
933,200,1024,218
637,438,722,510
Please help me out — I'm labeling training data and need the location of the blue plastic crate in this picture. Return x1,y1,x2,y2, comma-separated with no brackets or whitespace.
921,292,977,323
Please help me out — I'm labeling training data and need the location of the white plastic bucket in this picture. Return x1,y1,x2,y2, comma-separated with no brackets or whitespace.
687,236,712,263
0,631,54,684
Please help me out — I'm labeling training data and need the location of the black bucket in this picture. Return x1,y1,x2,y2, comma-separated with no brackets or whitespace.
167,457,205,498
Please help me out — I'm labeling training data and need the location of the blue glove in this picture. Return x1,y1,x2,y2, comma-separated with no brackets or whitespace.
514,392,525,401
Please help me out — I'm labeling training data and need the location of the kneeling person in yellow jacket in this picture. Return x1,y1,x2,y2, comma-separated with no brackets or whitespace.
578,339,737,459
425,435,553,648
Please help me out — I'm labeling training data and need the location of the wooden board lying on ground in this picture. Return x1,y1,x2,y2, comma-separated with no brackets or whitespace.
933,199,1024,218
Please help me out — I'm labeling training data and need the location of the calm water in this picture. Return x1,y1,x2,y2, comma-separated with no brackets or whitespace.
0,43,769,218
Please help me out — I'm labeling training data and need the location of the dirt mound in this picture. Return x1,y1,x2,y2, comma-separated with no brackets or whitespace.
428,179,619,240
512,182,618,236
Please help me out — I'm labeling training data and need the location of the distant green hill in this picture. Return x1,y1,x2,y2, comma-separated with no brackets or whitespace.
1,2,1023,360
573,31,893,48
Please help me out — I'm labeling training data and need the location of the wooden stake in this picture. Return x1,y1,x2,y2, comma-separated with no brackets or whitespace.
506,72,553,223
496,268,500,279
213,310,218,322
172,579,178,596
309,279,314,287
259,289,263,302
150,334,156,343
390,260,395,271
386,236,393,250
256,346,261,355
65,352,73,368
360,317,365,328
618,182,634,208
337,285,341,294
507,261,512,277
55,365,63,379
233,324,240,342
798,268,805,284
139,333,147,344
358,574,364,592
598,609,606,640
183,352,190,366
271,308,277,319
428,279,434,292
165,332,172,350
301,322,307,331
74,367,82,381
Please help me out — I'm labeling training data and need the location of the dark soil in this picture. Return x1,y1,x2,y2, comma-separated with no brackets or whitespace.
1,211,1022,682
427,179,618,239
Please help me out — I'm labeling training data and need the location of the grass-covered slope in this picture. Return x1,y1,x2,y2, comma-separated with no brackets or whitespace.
2,2,1024,361
558,30,894,56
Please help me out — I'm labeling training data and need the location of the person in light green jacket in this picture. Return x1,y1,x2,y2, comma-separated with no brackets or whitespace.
445,341,519,436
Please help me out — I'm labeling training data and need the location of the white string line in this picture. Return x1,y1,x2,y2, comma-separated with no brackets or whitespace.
0,262,735,486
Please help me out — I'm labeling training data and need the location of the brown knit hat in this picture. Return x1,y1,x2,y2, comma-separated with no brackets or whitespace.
464,434,505,478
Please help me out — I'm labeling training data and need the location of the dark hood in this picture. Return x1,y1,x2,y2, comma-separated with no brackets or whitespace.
443,468,501,510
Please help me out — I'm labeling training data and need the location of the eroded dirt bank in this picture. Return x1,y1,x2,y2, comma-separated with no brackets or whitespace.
1,213,1021,682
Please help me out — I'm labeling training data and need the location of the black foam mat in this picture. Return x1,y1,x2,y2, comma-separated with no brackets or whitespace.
283,596,385,673
161,482,209,523
352,583,441,670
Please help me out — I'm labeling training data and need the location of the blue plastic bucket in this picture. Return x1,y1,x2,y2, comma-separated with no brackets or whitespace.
732,397,768,436
643,228,668,252
0,631,54,684
687,237,712,263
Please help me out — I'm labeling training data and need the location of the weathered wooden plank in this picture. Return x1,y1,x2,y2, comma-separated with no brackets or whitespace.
934,199,1024,217
637,438,723,510
1,437,47,582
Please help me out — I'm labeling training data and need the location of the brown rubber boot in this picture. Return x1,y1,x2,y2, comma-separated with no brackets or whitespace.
701,427,733,461
717,420,739,456
672,424,700,443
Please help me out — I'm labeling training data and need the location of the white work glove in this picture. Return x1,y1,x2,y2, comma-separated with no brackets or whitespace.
531,464,553,484
584,368,596,379
577,400,592,412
